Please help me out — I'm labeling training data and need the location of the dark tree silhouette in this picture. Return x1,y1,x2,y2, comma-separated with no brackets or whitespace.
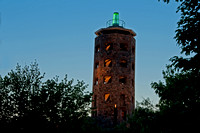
1,0,199,132
151,0,200,132
0,62,92,132
124,0,200,132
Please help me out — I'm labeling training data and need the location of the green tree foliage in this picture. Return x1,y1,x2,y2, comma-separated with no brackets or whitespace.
0,62,92,132
124,0,200,132
151,69,200,132
151,0,200,132
1,0,199,132
160,0,200,71
158,0,183,4
87,1,200,132
127,98,159,133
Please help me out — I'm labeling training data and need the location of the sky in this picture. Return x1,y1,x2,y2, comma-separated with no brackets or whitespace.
0,0,181,104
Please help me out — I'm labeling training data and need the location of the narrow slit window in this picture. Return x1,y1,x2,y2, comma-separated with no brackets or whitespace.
120,94,126,106
104,59,112,67
132,96,134,103
132,46,135,54
132,63,135,71
120,43,128,51
94,78,98,85
119,60,127,68
122,111,127,121
105,43,113,51
93,111,97,117
104,76,112,84
95,62,99,69
94,95,97,107
119,76,126,84
104,93,110,102
95,45,100,53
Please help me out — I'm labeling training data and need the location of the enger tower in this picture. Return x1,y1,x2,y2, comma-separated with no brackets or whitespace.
92,12,136,123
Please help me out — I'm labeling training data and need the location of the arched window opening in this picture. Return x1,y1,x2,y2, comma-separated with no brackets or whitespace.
104,76,112,84
119,76,126,84
120,43,128,51
104,93,110,102
120,60,127,68
104,59,112,67
105,43,113,51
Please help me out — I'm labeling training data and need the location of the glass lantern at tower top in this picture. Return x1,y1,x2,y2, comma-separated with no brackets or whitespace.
106,12,125,28
112,12,119,26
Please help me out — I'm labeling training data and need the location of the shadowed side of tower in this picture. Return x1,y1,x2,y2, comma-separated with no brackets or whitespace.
92,12,136,123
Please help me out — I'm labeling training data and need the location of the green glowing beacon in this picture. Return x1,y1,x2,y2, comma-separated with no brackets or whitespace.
112,12,119,26
106,12,125,27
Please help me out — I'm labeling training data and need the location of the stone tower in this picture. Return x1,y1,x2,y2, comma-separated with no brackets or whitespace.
92,12,136,123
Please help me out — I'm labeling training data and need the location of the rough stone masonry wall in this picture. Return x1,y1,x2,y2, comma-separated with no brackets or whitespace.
92,31,135,122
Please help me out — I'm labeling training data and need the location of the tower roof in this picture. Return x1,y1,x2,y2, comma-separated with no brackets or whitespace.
95,27,136,36
96,12,136,36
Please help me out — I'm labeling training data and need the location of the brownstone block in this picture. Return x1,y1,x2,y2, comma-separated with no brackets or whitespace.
92,26,136,123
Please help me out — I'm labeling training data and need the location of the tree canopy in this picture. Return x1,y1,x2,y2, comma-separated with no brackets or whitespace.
0,62,92,132
118,0,200,132
0,0,199,132
151,0,200,132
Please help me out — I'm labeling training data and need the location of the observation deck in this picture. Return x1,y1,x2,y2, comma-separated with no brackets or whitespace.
95,12,136,36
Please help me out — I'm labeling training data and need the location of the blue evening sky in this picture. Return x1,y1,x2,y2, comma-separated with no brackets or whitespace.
0,0,181,104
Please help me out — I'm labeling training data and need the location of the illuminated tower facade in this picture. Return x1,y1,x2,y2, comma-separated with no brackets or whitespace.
92,12,136,123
